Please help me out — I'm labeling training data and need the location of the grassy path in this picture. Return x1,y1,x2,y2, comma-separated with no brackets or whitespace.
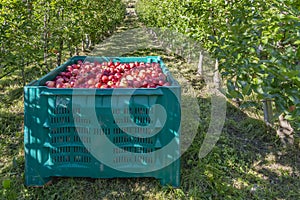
88,0,158,57
0,0,299,199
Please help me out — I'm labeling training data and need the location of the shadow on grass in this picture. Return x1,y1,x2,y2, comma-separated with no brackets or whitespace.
0,109,24,199
0,87,23,108
0,109,23,158
180,99,300,199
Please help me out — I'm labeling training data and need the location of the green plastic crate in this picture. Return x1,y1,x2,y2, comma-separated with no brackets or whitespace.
24,56,181,187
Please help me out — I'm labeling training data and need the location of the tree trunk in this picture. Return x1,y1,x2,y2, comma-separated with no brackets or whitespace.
21,58,26,86
81,35,85,52
75,45,79,55
57,8,64,66
43,13,48,68
68,40,72,57
57,39,63,66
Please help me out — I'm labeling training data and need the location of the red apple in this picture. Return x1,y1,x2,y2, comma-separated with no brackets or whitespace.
56,77,65,83
108,75,114,81
46,81,55,88
100,85,108,89
56,83,63,88
107,81,114,87
87,78,96,85
108,61,114,67
115,62,120,67
133,80,142,88
72,64,80,69
63,83,71,88
72,69,79,76
126,74,134,81
158,80,165,86
119,80,128,88
115,72,122,79
95,83,102,88
101,75,108,83
129,62,135,68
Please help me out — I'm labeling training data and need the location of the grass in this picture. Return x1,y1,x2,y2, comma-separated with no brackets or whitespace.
1,0,300,199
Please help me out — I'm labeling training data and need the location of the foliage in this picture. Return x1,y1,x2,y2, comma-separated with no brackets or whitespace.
0,0,125,83
137,0,300,129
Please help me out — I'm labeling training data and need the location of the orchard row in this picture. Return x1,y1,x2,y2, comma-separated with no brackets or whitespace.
0,0,125,82
137,0,300,127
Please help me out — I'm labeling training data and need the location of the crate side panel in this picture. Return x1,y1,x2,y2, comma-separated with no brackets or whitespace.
24,87,52,185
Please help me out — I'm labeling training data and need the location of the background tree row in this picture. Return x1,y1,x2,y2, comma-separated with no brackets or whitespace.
137,0,300,130
0,0,125,84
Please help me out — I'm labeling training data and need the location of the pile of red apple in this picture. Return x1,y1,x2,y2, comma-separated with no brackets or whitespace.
45,60,171,88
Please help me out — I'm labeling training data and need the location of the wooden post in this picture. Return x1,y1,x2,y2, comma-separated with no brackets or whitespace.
197,51,203,75
213,59,220,89
263,99,273,126
85,34,90,49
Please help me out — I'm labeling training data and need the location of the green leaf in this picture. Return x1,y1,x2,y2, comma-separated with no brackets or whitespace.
2,179,11,189
294,40,300,45
242,83,252,96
